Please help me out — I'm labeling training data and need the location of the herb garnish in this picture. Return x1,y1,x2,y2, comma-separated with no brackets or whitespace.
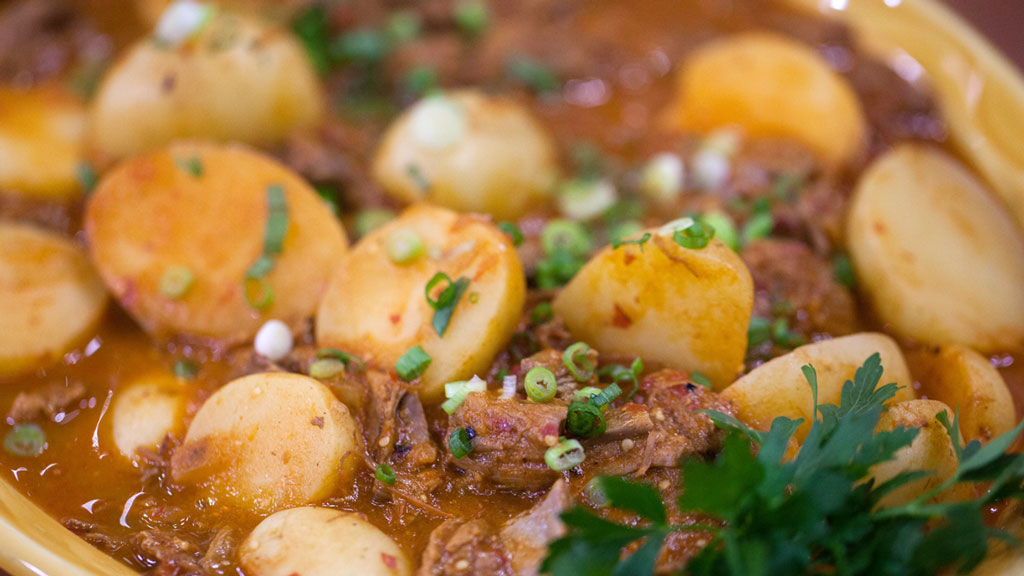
425,272,471,336
543,353,1024,576
243,185,289,310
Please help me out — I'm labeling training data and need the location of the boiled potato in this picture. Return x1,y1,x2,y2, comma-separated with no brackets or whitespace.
170,372,359,513
87,9,322,164
908,344,1016,444
848,145,1024,352
552,227,753,389
372,90,559,220
240,507,410,576
0,86,86,201
316,204,524,401
722,333,915,441
111,371,187,458
869,399,972,508
0,223,107,378
85,142,346,344
664,32,866,168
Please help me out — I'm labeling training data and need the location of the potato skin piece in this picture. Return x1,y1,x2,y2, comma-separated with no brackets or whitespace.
552,233,753,390
847,145,1024,352
0,86,85,201
170,373,360,513
0,223,108,378
87,11,323,165
316,204,525,401
908,344,1016,445
372,90,559,220
85,142,347,344
240,507,411,576
721,333,916,442
664,32,866,169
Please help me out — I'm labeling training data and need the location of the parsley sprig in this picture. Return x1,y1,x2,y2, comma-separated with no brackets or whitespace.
543,353,1024,576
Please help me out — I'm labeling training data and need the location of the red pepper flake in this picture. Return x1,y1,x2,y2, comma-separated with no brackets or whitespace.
381,552,398,570
390,314,401,325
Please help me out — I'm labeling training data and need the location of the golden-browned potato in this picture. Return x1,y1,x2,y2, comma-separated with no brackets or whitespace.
552,225,753,389
722,333,915,441
0,86,86,201
664,32,866,168
240,507,411,576
87,9,322,164
170,372,359,513
85,142,346,344
908,344,1016,444
316,204,524,401
372,90,559,220
136,0,312,25
869,399,972,508
0,223,107,378
110,371,187,458
848,145,1024,352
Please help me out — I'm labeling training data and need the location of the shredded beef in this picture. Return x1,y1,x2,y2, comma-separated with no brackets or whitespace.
7,379,86,422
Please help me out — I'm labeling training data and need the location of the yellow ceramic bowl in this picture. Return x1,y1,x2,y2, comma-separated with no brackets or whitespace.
3,0,1024,575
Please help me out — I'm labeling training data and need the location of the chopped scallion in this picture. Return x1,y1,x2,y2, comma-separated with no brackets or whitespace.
3,423,46,458
563,342,594,382
690,371,713,389
531,302,553,325
566,401,606,438
396,345,431,381
672,220,715,250
448,427,474,459
174,156,203,178
424,272,471,336
497,221,524,247
557,178,617,221
76,162,97,193
159,265,195,299
355,209,395,238
700,211,739,251
545,438,584,471
833,253,856,289
747,316,772,348
386,10,421,43
387,228,425,264
541,220,591,258
309,358,346,379
525,366,557,403
441,375,486,414
453,0,489,36
375,462,397,485
506,56,560,94
243,185,289,310
741,211,774,244
173,359,198,380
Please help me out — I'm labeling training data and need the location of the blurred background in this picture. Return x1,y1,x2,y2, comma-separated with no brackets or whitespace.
942,0,1024,71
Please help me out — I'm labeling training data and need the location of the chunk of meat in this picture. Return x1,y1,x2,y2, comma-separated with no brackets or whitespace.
499,480,572,576
134,530,203,576
7,380,86,422
417,519,511,576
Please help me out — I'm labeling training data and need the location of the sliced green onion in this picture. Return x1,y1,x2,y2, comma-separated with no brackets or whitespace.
741,211,774,244
506,55,560,94
531,302,553,325
76,162,97,193
375,462,397,484
441,375,487,414
317,348,365,371
833,254,856,289
566,401,606,438
243,277,274,311
673,221,715,250
174,156,203,178
355,209,395,238
449,427,474,459
316,186,339,216
772,318,805,348
700,211,739,251
330,28,392,65
453,0,489,36
159,265,194,299
387,10,421,43
573,386,602,402
173,359,198,380
585,477,609,507
497,221,524,247
4,423,46,458
589,383,622,410
690,371,713,389
402,65,438,98
563,342,594,382
424,272,471,336
309,358,346,379
535,248,585,289
597,359,643,401
640,152,685,203
387,228,425,264
396,345,431,381
541,220,591,258
545,438,584,471
747,316,772,348
243,185,289,310
525,367,557,403
557,178,617,221
610,226,648,250
292,4,329,75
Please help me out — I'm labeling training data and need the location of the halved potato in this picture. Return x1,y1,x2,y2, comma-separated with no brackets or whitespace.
372,90,559,219
552,229,753,389
170,372,360,513
721,333,915,441
111,371,187,458
908,344,1016,444
85,142,347,344
316,204,525,401
848,145,1024,352
869,399,972,508
0,223,107,378
0,86,86,201
87,9,322,164
664,32,866,168
240,507,410,576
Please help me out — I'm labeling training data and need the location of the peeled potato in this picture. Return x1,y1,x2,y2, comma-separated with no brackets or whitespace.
908,344,1016,444
111,371,187,458
316,204,525,401
848,145,1024,352
372,90,559,219
85,142,346,344
87,10,322,164
869,399,972,508
722,333,915,441
552,230,753,389
664,32,866,168
0,223,107,378
0,86,86,201
240,507,410,576
170,372,359,513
